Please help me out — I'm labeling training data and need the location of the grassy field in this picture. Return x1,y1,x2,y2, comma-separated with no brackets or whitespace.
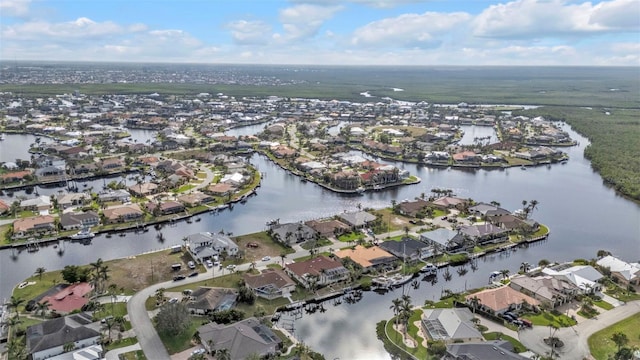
232,231,295,263
588,313,640,360
521,311,577,328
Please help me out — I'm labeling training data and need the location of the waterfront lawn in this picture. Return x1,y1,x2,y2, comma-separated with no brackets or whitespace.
168,272,245,293
588,313,640,360
232,231,295,262
371,209,407,233
385,316,428,360
521,311,577,328
158,316,206,354
483,332,527,353
12,271,63,308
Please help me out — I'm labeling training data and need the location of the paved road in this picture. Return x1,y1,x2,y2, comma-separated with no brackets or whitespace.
518,300,640,360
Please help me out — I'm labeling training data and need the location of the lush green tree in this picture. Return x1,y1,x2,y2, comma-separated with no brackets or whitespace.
426,339,447,357
611,332,629,353
7,296,25,319
155,302,191,336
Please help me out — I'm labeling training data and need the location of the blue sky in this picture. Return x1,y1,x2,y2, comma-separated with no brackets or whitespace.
1,0,638,65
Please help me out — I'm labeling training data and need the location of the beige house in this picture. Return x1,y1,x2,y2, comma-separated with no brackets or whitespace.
102,204,143,223
13,215,56,238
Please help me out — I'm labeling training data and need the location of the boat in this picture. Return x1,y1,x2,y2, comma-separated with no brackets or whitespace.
355,187,365,195
70,228,95,240
388,273,413,287
0,133,5,141
372,276,393,289
420,263,438,275
520,165,527,170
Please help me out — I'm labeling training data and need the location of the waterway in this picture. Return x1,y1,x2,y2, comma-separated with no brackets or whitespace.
0,123,638,360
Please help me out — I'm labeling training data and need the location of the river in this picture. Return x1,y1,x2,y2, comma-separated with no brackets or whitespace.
1,122,638,359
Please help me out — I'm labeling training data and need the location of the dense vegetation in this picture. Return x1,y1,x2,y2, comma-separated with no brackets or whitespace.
516,107,640,201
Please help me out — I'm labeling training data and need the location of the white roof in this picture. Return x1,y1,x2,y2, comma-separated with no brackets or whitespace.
597,256,640,281
542,265,603,291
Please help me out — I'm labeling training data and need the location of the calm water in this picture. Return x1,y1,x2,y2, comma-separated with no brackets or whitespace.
1,123,638,359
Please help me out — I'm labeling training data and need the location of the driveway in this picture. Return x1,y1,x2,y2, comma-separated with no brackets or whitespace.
104,343,141,360
518,300,640,360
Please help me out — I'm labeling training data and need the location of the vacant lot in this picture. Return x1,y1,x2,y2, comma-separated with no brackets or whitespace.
232,231,295,263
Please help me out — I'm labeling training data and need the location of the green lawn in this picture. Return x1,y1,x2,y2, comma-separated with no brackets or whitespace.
94,302,129,319
483,332,527,353
588,313,640,360
337,231,365,243
104,337,138,351
521,311,577,328
11,271,63,310
385,315,428,360
120,350,147,360
593,300,614,311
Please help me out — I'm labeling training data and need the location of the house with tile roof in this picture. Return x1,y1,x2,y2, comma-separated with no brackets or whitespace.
465,286,540,314
334,245,396,271
13,215,56,238
285,255,349,289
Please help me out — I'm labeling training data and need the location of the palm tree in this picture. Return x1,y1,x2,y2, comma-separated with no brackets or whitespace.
279,252,287,266
469,296,480,314
520,262,531,273
500,269,510,280
36,300,51,318
390,298,403,325
528,200,539,218
34,267,46,280
216,348,231,360
108,283,118,314
7,296,25,319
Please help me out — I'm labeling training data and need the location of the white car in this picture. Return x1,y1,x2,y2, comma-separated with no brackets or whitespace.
226,264,236,271
262,256,271,262
190,348,206,355
205,260,213,268
187,261,196,269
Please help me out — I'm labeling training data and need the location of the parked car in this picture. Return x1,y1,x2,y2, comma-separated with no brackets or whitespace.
191,348,206,356
226,264,236,271
262,256,271,262
173,275,186,281
205,260,213,268
188,261,196,269
188,271,198,277
168,298,179,304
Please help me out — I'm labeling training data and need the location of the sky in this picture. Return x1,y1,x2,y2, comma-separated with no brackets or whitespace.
1,0,639,66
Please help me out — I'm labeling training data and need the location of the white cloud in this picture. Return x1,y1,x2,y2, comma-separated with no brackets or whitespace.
473,0,639,39
0,0,31,17
290,0,428,8
590,0,640,29
2,17,139,41
351,12,470,48
276,4,343,41
226,20,272,45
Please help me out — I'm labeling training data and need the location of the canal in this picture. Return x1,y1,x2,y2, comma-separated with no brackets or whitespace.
0,123,638,359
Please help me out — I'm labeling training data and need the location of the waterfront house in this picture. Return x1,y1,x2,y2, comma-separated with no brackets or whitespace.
465,286,540,315
541,264,604,294
102,203,143,223
207,182,236,197
128,182,158,197
20,195,52,214
145,200,185,215
337,211,377,229
59,211,100,231
39,282,93,313
419,228,467,254
187,287,238,315
468,203,511,218
305,219,351,238
268,222,318,246
13,215,56,238
0,169,33,184
0,199,9,215
285,255,349,289
444,340,529,360
431,196,470,210
272,145,297,158
334,245,396,272
198,317,282,360
99,157,124,171
330,170,361,190
220,172,247,187
26,312,102,360
420,308,483,343
186,232,239,261
97,189,131,203
35,165,66,179
509,275,578,308
452,151,481,164
177,192,214,207
459,223,509,245
396,198,432,217
243,268,296,300
57,193,91,210
596,255,640,287
379,238,431,263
